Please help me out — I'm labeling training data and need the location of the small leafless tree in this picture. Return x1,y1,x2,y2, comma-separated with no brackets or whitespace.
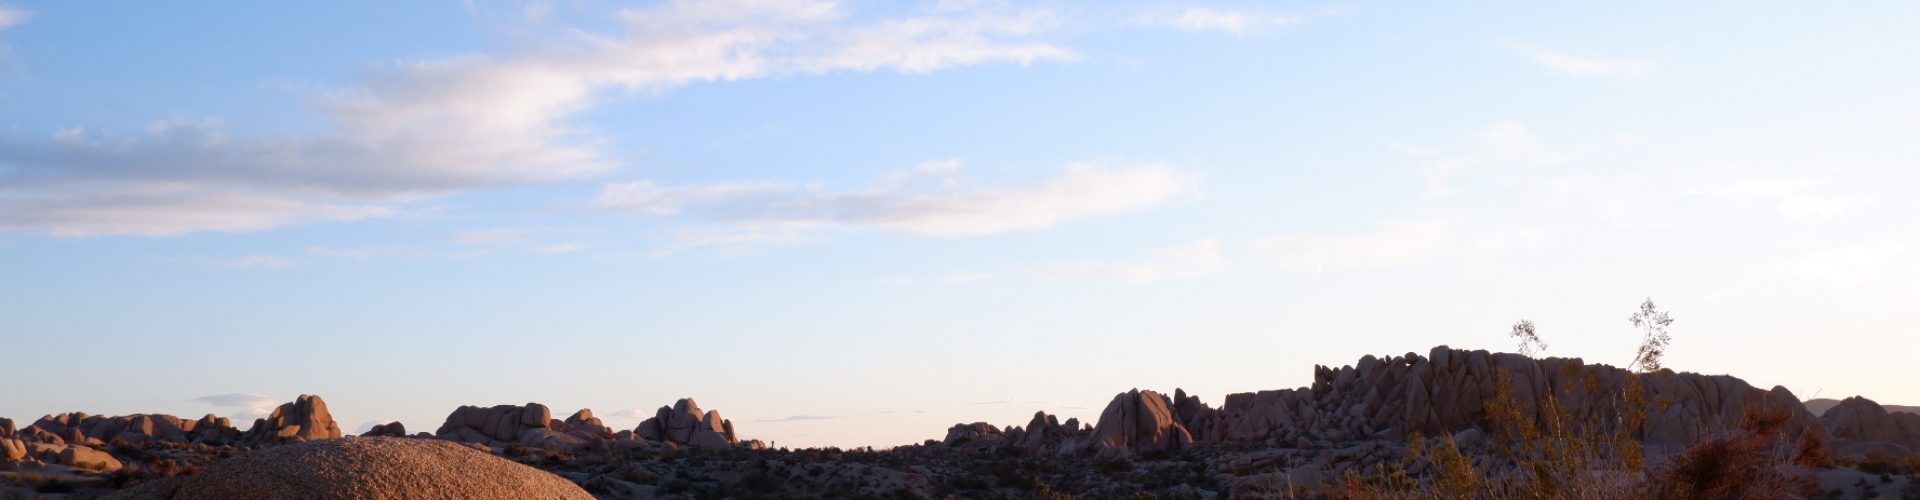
1510,319,1546,358
1628,298,1673,372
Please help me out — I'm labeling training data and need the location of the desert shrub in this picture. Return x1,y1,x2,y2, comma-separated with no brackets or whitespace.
1645,406,1817,499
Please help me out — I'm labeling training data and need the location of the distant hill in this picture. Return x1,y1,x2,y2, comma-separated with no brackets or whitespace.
1806,397,1920,416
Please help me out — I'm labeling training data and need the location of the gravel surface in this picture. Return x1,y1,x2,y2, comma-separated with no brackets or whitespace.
104,437,592,500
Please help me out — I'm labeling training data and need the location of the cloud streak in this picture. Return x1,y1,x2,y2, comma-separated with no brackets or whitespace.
193,393,280,421
1512,45,1653,79
1135,7,1300,36
600,160,1199,252
1045,239,1226,284
0,1,1075,236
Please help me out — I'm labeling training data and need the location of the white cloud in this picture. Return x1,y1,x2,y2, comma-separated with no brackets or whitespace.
193,393,281,421
1045,239,1226,284
1138,7,1300,36
600,161,1199,246
1248,221,1448,272
0,5,26,31
604,408,650,419
0,1,1074,236
0,183,392,237
1512,46,1653,79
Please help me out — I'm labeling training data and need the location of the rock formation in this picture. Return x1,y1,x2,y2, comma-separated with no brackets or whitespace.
102,437,593,500
942,422,1004,446
435,403,633,454
238,394,342,446
361,421,407,437
634,398,739,451
1089,389,1193,460
1011,411,1088,455
17,412,241,447
1037,346,1819,460
1821,396,1920,453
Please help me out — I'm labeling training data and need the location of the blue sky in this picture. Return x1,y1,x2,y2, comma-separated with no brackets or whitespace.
2,1,1917,447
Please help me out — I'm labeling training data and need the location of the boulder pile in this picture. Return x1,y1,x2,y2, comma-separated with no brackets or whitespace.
20,412,241,447
238,394,341,446
949,346,1824,460
634,398,740,451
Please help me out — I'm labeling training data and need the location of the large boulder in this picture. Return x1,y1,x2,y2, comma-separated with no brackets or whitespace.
102,437,593,499
58,445,123,472
1823,396,1920,448
362,422,407,437
634,398,740,451
0,438,25,462
0,417,13,438
239,395,342,445
1089,389,1193,460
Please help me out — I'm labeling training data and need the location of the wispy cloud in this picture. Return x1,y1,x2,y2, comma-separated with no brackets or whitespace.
1248,221,1448,273
1045,239,1226,284
1135,7,1301,36
0,5,28,31
193,393,280,421
0,1,1075,236
604,408,651,419
600,160,1199,252
1510,45,1653,79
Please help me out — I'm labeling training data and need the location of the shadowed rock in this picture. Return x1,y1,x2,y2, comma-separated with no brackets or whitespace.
1089,389,1193,460
102,436,592,500
361,421,407,437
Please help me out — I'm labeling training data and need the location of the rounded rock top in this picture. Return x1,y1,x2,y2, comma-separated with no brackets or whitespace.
105,437,593,500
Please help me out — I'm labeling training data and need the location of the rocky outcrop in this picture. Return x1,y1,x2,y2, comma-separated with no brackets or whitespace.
362,421,407,437
1174,346,1814,450
0,417,13,438
1822,396,1920,449
635,398,740,451
436,403,554,444
1012,412,1088,455
435,403,630,454
103,437,593,500
942,422,1004,446
18,412,241,447
239,395,342,446
1089,389,1193,460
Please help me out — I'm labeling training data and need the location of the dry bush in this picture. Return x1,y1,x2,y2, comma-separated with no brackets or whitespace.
1645,406,1817,499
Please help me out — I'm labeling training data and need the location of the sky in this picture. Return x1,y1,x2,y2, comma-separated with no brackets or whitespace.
1,1,1917,448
